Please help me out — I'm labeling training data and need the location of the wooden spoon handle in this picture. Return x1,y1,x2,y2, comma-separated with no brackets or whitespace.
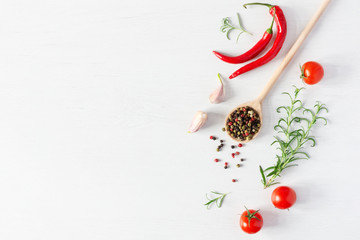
257,0,331,103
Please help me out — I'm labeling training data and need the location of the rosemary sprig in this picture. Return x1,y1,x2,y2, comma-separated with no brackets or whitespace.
220,13,251,42
204,191,229,209
260,86,328,189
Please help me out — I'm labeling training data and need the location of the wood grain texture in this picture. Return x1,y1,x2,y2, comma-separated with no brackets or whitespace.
0,0,359,239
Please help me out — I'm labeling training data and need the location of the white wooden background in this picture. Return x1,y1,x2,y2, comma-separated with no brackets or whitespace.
0,0,359,239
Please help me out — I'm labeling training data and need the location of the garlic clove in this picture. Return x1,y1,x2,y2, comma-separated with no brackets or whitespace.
209,73,225,104
188,111,208,133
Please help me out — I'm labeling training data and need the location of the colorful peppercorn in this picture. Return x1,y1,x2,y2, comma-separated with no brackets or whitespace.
232,179,237,182
214,159,219,162
238,143,243,147
225,106,261,141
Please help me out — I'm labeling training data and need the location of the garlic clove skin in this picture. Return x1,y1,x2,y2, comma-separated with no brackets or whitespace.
209,85,224,104
209,73,225,104
188,111,208,133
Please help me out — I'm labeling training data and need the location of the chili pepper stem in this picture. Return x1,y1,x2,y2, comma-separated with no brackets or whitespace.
266,8,276,34
243,2,274,9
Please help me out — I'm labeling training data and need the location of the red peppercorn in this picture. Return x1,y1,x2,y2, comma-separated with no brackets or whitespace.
228,122,233,126
238,143,243,147
242,107,246,111
231,153,235,158
225,162,228,166
210,136,213,139
232,179,236,182
235,119,239,122
245,132,249,136
214,159,219,162
251,117,255,121
236,152,240,155
240,114,244,117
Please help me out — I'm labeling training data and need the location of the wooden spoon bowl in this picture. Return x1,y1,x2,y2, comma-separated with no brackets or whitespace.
225,0,331,142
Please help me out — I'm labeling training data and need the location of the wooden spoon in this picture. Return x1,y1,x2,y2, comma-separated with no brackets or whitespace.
226,0,331,143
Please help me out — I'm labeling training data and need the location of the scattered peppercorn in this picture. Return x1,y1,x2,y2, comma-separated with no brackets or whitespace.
210,136,214,139
225,162,228,166
231,145,236,149
216,148,220,152
231,153,235,158
232,179,237,182
224,166,228,169
238,143,243,147
214,159,219,162
213,137,217,140
222,128,225,132
225,106,261,141
220,140,224,143
241,158,245,162
236,152,240,155
236,164,241,168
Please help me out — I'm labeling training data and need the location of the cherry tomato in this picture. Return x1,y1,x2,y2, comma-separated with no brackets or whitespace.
271,186,297,209
239,207,263,234
300,61,324,85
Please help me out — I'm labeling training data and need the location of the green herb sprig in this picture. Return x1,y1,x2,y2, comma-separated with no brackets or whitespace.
260,86,328,188
220,13,251,42
204,191,229,209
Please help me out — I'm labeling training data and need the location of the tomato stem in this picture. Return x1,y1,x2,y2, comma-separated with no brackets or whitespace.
244,206,261,225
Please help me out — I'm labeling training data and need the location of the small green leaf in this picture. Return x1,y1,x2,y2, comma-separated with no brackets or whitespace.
282,92,294,102
266,170,276,177
316,116,327,125
276,106,288,114
264,166,275,171
211,191,221,195
304,137,316,147
218,194,226,207
259,166,266,185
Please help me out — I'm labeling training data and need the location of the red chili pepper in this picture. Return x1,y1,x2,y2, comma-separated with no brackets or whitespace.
213,13,275,64
229,3,287,79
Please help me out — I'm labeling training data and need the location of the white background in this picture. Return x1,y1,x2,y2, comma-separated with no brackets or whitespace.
0,0,359,239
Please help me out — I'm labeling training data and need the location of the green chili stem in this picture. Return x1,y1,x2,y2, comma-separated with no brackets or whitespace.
243,2,274,9
266,7,276,34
